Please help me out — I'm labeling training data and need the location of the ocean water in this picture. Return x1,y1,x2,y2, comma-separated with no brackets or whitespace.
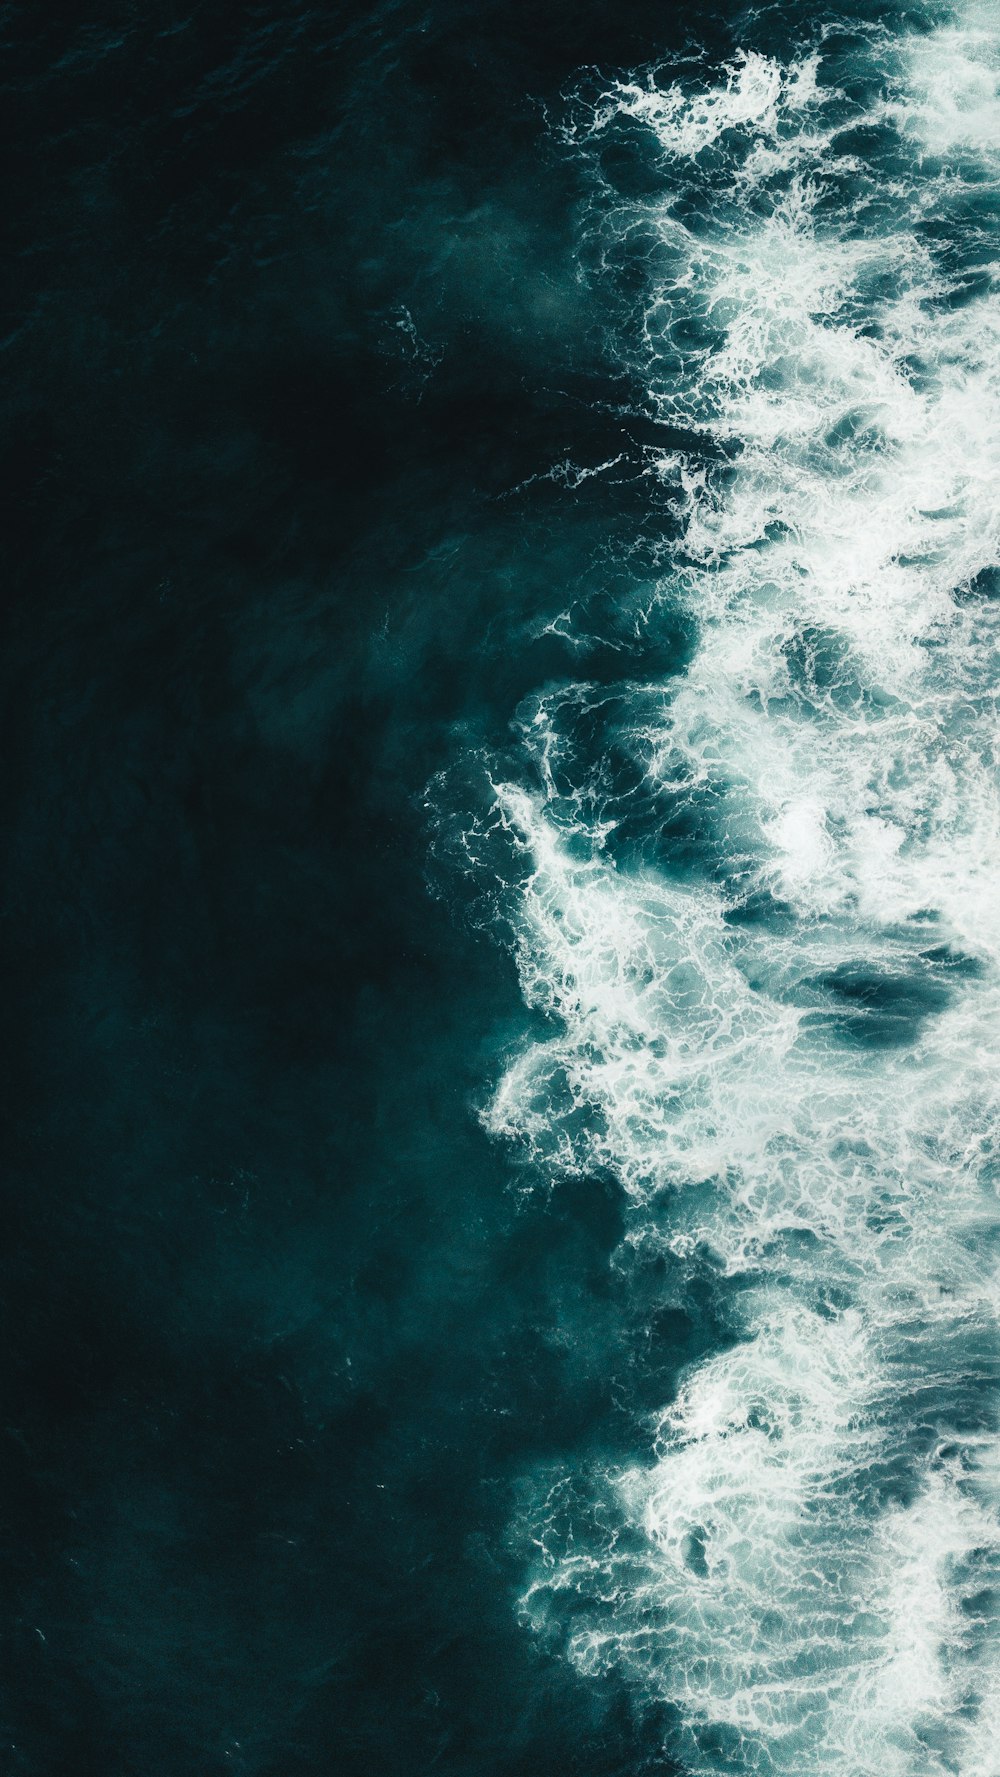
5,0,1000,1774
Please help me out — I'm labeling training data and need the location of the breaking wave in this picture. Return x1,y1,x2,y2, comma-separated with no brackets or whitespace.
438,3,1000,1771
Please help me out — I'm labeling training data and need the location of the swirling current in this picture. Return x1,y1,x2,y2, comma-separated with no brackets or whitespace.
434,3,1000,1772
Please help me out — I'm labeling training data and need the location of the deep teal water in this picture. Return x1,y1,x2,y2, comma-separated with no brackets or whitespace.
2,4,716,1773
7,1,1000,1773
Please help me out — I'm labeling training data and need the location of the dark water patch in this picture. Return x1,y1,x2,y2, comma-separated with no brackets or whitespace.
920,943,986,978
723,888,798,929
798,961,952,1048
958,563,1000,602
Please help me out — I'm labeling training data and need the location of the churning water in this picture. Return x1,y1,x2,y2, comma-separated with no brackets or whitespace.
436,3,1000,1770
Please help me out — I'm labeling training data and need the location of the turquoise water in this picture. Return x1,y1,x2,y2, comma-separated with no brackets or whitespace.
6,0,1000,1772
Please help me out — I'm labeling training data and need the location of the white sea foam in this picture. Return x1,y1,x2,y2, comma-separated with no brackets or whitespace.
468,4,1000,1772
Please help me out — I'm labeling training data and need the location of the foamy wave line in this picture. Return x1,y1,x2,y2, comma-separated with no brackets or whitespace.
459,3,1000,1772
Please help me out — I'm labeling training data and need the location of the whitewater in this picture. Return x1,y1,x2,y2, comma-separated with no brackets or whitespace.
436,1,1000,1772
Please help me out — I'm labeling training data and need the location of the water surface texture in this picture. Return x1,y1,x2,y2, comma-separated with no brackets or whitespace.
5,1,1000,1774
436,1,1000,1772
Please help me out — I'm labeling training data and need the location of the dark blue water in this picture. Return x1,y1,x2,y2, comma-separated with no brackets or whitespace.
2,5,717,1774
7,2,1000,1773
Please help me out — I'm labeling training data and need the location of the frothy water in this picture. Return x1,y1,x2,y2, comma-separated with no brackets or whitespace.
441,3,1000,1771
